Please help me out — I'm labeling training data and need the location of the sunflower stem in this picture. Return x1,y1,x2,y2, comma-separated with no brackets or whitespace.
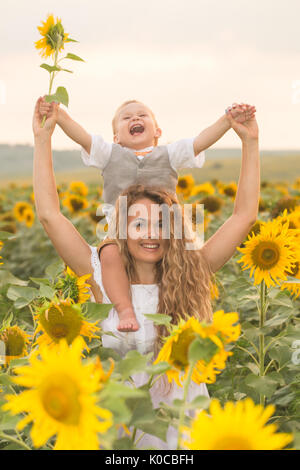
176,361,195,450
0,431,32,450
41,46,59,128
259,280,267,406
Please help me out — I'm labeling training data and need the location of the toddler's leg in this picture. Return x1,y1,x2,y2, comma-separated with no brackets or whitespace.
99,243,139,332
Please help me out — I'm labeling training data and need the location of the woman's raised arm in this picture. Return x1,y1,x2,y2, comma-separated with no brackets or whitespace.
32,98,101,299
201,112,260,273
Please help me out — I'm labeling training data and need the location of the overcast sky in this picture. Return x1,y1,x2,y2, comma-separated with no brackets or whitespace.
1,0,300,150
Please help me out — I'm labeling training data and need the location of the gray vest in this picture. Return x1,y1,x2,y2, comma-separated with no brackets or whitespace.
102,143,178,205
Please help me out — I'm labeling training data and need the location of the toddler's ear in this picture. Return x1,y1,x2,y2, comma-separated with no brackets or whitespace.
155,128,162,138
113,134,119,143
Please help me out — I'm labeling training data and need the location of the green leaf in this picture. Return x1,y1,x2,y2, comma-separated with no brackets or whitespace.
116,350,152,380
45,260,64,280
0,270,27,287
189,337,219,364
244,374,278,397
65,53,85,62
98,346,121,362
145,361,171,376
14,296,32,309
0,374,11,386
30,277,51,286
65,38,78,43
61,68,73,73
144,313,172,327
113,437,135,450
189,394,210,410
127,394,156,426
136,418,169,443
40,64,61,73
0,414,21,431
85,302,112,322
102,396,131,425
45,87,69,107
7,285,38,302
100,381,146,400
39,283,56,299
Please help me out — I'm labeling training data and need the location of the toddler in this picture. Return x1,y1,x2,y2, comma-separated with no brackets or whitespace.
39,98,256,332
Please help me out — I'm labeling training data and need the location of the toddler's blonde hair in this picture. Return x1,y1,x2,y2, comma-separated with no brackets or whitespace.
112,100,160,146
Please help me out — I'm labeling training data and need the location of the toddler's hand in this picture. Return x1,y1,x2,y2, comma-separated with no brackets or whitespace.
226,103,256,124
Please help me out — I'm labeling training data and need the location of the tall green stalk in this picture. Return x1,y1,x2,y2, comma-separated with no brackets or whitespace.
176,361,195,450
41,46,59,127
259,280,267,406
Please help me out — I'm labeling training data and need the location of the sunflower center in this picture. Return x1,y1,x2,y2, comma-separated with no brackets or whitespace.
4,331,25,356
251,241,280,269
40,304,82,344
40,373,81,425
70,198,84,211
178,180,188,189
212,436,252,450
224,187,236,197
170,328,196,368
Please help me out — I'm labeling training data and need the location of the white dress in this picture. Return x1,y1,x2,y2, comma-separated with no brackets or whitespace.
89,245,209,449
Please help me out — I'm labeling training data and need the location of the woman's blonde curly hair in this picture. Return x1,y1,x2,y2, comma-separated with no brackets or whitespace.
101,184,214,357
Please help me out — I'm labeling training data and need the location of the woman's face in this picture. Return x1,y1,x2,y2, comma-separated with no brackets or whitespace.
126,198,169,264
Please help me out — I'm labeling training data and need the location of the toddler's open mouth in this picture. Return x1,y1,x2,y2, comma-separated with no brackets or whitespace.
130,124,144,135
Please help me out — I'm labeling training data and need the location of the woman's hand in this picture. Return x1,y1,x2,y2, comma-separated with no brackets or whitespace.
32,97,59,140
226,107,259,143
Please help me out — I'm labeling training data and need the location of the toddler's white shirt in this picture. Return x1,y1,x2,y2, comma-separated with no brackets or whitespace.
81,135,205,171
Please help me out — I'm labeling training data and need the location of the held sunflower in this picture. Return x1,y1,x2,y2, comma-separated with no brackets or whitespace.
35,14,69,58
181,398,293,450
2,337,113,450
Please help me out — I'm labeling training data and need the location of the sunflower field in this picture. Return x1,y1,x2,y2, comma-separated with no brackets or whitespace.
0,175,300,450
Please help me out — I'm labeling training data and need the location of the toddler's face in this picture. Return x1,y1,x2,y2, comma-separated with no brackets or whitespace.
114,103,161,150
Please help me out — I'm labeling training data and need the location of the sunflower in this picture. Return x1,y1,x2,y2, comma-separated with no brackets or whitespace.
13,201,32,222
176,175,195,198
271,196,299,218
281,261,300,299
237,219,300,288
60,267,91,303
2,337,113,450
62,193,89,214
35,14,69,58
274,184,289,196
293,177,300,191
190,182,215,197
94,357,114,383
0,241,3,265
34,299,100,352
89,201,106,224
154,315,238,386
0,325,31,366
200,195,223,214
181,398,293,450
23,207,35,228
69,181,89,197
219,182,237,198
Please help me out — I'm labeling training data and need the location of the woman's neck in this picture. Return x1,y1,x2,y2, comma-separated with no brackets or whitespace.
133,260,157,284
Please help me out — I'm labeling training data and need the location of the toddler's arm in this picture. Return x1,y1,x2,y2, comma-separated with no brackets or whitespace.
39,97,91,154
193,103,256,155
100,244,139,332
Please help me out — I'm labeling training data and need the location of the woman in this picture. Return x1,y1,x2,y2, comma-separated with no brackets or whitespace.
32,98,259,449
